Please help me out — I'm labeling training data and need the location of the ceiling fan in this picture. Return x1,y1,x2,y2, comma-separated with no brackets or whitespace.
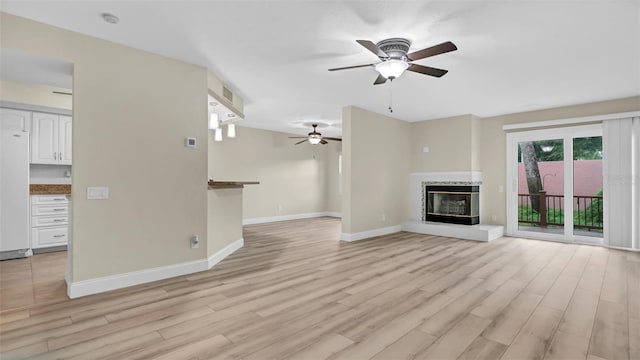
289,124,342,145
328,38,457,85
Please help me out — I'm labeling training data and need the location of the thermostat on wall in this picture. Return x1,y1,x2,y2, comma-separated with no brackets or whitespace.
185,137,197,148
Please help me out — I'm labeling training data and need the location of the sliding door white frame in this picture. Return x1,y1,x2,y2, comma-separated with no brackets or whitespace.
506,124,603,244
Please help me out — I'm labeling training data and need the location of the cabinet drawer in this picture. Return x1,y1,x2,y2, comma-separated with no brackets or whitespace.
31,204,68,216
31,215,68,227
31,226,68,248
31,194,69,205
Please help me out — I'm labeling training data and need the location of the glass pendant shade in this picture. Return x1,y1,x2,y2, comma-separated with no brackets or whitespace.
208,112,219,129
227,123,236,138
214,128,222,142
375,59,409,79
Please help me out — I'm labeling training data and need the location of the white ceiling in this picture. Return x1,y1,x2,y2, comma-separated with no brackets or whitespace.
1,1,638,137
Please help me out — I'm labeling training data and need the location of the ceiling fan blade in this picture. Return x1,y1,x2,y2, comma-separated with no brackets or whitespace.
294,139,308,145
407,64,449,77
288,136,308,139
323,137,342,141
328,63,376,71
356,40,389,59
320,140,328,145
407,41,457,61
373,74,387,85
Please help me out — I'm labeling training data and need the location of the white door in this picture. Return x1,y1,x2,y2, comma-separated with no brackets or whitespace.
31,112,59,164
506,124,603,244
58,115,72,165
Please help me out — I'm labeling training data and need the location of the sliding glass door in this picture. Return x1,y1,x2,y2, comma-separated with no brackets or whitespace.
507,125,603,244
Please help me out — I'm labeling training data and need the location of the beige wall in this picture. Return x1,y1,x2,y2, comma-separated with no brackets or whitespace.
0,79,72,110
342,106,410,234
1,12,209,281
410,114,475,172
208,126,340,219
324,141,342,213
208,188,243,255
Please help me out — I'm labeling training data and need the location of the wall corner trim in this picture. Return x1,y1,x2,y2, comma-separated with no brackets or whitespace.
340,225,402,242
67,238,244,299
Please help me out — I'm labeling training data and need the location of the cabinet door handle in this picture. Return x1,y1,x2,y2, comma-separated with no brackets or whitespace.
53,208,66,212
53,234,66,238
54,152,57,160
53,198,66,201
53,219,65,222
59,152,62,160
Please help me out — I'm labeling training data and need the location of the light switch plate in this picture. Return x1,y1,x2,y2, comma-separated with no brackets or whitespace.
423,146,430,153
87,186,109,200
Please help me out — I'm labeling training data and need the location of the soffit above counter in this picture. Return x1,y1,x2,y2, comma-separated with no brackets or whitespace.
208,71,244,121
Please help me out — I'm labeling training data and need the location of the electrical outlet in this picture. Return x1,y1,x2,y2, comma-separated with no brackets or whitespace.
278,204,283,212
492,215,498,222
381,213,386,222
190,235,199,249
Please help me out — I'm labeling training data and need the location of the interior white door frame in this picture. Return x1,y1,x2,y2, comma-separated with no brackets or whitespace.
506,124,603,244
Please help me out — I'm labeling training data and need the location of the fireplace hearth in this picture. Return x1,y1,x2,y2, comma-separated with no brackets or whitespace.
425,185,479,225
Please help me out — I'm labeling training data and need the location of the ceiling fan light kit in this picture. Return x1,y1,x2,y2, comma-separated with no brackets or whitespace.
329,37,457,84
375,59,409,79
289,124,342,146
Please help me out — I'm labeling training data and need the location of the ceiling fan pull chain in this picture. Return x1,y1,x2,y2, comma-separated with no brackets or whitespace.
388,80,393,113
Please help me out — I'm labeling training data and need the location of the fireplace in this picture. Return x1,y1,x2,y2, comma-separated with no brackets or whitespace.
425,185,479,225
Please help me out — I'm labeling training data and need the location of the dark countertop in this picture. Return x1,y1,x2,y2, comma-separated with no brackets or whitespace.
208,181,259,189
30,184,72,195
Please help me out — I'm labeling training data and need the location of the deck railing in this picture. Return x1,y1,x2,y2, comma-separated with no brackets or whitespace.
518,192,603,231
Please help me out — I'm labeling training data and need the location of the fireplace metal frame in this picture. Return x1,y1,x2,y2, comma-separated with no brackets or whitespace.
424,185,480,225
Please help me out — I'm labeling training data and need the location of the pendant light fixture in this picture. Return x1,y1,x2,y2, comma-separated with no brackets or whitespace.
214,128,222,142
227,123,236,138
208,112,219,129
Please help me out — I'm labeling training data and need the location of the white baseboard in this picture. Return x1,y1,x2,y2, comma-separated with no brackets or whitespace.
208,238,244,268
67,238,244,299
341,225,402,242
243,211,341,225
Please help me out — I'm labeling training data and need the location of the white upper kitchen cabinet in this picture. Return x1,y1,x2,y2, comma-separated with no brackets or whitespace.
31,112,72,165
58,115,72,165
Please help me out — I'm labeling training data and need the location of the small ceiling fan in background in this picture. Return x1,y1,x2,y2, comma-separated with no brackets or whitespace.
329,38,457,85
289,124,342,145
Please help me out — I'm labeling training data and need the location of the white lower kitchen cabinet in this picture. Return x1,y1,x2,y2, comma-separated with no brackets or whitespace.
31,226,68,248
31,194,69,249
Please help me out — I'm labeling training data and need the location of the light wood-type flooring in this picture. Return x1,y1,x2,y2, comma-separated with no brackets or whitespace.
0,217,638,359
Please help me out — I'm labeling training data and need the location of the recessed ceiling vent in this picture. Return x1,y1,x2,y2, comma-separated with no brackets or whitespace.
222,86,233,102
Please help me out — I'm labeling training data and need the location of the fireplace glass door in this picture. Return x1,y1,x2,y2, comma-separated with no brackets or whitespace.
426,185,479,225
